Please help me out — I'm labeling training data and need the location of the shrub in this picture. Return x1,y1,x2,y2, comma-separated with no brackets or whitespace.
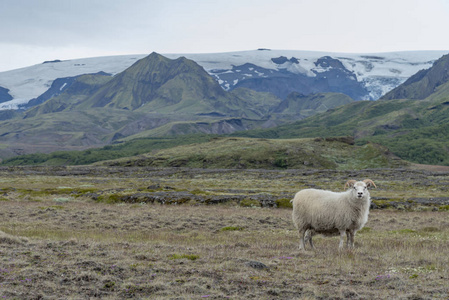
421,227,439,232
438,205,449,211
358,227,372,234
169,254,199,261
239,198,260,207
97,194,123,204
220,226,244,231
190,189,207,195
275,198,292,208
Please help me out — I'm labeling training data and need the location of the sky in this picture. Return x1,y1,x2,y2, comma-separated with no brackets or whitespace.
1,0,449,72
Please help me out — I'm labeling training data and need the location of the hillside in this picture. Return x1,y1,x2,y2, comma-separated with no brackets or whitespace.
95,136,408,170
233,78,449,165
226,53,449,165
273,92,354,119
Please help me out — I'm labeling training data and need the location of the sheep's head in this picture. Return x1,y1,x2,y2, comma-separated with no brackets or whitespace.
345,179,376,199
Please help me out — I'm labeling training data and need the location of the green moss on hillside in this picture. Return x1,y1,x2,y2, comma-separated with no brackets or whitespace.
104,137,407,170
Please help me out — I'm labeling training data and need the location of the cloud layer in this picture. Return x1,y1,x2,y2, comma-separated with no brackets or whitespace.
1,0,449,72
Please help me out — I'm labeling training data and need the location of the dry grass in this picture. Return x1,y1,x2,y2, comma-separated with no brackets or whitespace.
1,166,449,299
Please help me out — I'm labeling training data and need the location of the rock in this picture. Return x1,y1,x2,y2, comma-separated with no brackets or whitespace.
245,260,269,269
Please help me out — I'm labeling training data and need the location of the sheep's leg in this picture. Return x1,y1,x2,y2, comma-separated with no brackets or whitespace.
304,230,315,250
338,230,346,250
298,229,306,251
345,230,351,248
347,230,355,248
309,235,315,250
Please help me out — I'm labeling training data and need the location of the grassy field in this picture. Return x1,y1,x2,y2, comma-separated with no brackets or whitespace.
1,166,449,299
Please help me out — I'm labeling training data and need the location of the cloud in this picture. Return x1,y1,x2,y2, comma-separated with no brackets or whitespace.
0,0,169,48
0,0,449,72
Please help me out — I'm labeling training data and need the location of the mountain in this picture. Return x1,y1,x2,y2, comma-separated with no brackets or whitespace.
381,54,449,100
273,92,354,119
22,71,112,109
0,50,447,110
233,55,449,166
194,50,447,100
210,57,368,100
0,53,284,158
20,53,356,142
1,51,449,166
0,86,13,103
78,53,228,111
23,72,114,117
25,53,280,119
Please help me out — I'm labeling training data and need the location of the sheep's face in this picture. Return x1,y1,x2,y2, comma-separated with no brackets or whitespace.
352,182,368,199
345,179,376,199
349,181,368,199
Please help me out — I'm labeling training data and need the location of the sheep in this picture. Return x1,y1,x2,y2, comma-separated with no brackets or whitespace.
291,179,376,251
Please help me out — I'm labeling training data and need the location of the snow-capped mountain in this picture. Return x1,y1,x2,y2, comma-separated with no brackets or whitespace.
0,49,447,110
178,50,448,100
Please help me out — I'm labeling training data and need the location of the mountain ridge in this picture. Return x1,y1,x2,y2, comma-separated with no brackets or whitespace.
79,52,227,110
1,51,449,166
25,53,282,119
0,53,285,158
381,54,449,100
0,49,447,110
232,56,449,165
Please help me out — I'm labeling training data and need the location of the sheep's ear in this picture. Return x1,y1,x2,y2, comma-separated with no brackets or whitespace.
363,179,377,188
345,180,357,189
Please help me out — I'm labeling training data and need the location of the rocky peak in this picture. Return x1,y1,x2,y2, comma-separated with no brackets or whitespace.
382,53,449,100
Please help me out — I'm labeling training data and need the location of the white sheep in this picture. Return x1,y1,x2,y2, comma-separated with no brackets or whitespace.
291,179,376,250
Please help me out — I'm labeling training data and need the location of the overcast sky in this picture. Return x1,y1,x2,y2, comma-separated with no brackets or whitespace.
1,0,449,72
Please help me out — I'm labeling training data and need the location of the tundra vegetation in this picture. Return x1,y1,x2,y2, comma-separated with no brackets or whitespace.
1,165,449,299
